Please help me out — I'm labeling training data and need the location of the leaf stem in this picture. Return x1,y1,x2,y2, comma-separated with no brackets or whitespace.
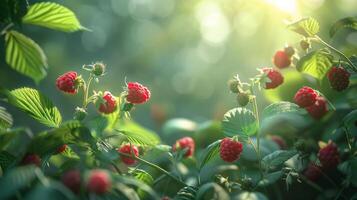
314,35,357,72
118,152,187,187
83,74,94,108
1,23,14,35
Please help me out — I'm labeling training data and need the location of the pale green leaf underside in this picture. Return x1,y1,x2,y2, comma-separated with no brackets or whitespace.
5,31,47,83
0,106,13,130
296,50,333,80
22,2,83,32
288,17,320,37
222,107,258,138
8,87,62,128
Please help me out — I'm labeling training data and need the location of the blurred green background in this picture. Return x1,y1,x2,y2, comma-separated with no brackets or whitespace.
1,0,356,131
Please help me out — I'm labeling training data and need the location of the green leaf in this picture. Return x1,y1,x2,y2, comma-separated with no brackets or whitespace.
342,110,357,137
0,166,38,199
0,151,16,171
5,30,48,83
196,183,229,200
116,176,159,199
115,120,160,146
7,87,62,127
130,169,154,186
330,17,357,37
22,2,84,32
199,139,221,170
0,106,13,130
25,181,75,200
262,150,297,169
296,49,333,80
288,17,320,37
222,107,258,138
0,0,27,24
234,192,268,200
258,171,283,186
174,186,198,200
0,128,30,150
262,101,304,119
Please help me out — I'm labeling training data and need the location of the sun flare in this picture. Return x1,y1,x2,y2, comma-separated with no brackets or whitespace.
265,0,298,15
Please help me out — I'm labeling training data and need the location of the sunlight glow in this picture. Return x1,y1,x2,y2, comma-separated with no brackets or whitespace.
264,0,298,15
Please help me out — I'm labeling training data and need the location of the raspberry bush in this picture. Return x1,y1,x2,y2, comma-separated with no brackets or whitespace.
0,1,357,200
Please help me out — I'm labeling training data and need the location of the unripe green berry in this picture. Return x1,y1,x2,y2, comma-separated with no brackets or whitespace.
284,46,295,57
92,62,106,76
74,107,87,121
121,102,134,112
300,40,310,50
228,79,240,93
240,177,253,191
237,93,249,107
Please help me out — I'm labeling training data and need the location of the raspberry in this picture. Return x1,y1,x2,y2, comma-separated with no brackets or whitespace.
92,62,106,76
327,66,350,91
219,137,243,162
237,92,249,107
86,170,111,194
118,144,139,165
273,50,291,69
173,137,195,158
126,82,150,104
262,67,284,89
21,153,41,166
271,135,287,149
98,91,117,114
318,141,340,170
62,170,81,193
304,163,321,181
56,71,79,94
306,96,328,119
284,46,295,57
56,144,67,154
294,86,318,108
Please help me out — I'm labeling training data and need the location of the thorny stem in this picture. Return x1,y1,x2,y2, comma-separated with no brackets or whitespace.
314,35,357,72
118,151,187,187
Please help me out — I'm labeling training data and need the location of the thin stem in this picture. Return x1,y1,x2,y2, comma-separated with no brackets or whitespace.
83,74,94,108
118,152,187,187
1,23,14,35
314,35,357,72
248,137,264,180
110,161,122,175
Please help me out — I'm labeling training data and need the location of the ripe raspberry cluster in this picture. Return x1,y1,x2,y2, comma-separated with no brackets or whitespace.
327,66,350,91
173,137,195,158
219,137,243,162
294,86,328,119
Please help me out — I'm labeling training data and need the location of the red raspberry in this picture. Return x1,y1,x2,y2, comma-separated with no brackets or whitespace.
86,169,111,194
318,141,340,170
21,153,41,166
56,144,67,154
173,137,195,158
306,96,328,119
262,67,284,89
294,86,318,108
98,91,117,114
56,71,79,94
273,50,291,69
271,135,287,149
62,170,81,193
126,82,151,104
118,144,139,165
327,66,350,91
304,163,321,181
219,137,243,162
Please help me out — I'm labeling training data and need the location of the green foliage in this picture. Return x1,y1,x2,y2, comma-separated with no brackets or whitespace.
5,31,48,83
7,88,62,127
330,17,357,37
0,165,38,199
196,183,229,200
174,186,198,200
0,106,13,130
262,150,297,169
0,151,16,171
258,171,283,187
25,181,75,200
262,101,304,118
296,49,333,80
130,169,154,198
115,120,160,146
342,109,357,136
234,192,268,200
222,107,258,138
0,0,27,24
198,139,221,170
288,17,320,37
22,2,84,32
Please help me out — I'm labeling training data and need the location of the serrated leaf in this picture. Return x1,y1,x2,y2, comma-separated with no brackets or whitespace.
130,169,154,185
199,140,221,170
0,128,31,153
234,192,268,200
115,120,160,146
0,106,13,130
342,109,357,137
262,101,304,119
330,17,357,37
288,17,320,37
262,150,297,169
222,107,258,138
22,2,84,32
0,165,38,199
0,151,16,171
7,87,62,128
296,49,333,80
196,183,229,200
258,171,283,187
5,31,48,83
174,186,198,200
